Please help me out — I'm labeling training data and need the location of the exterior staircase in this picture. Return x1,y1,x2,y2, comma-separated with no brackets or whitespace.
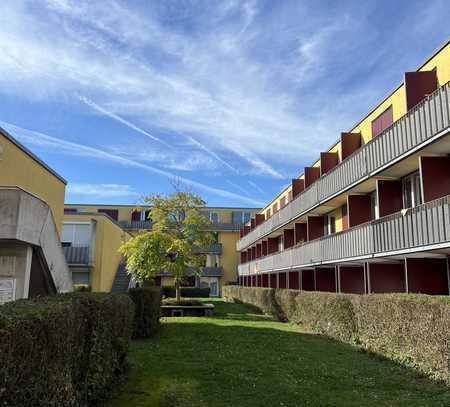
111,261,131,293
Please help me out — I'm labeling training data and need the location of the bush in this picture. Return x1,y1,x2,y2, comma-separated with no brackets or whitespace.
162,286,210,298
0,292,134,406
73,284,91,292
222,286,450,384
128,287,161,338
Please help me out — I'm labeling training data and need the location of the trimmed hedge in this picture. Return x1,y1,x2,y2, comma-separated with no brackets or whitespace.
162,286,210,298
223,286,450,384
0,292,135,407
128,287,161,338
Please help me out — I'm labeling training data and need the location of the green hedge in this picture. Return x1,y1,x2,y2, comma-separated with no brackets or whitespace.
223,286,450,384
161,286,210,298
0,292,134,407
128,287,161,338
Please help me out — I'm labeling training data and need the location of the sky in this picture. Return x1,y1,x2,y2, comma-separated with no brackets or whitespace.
1,1,449,208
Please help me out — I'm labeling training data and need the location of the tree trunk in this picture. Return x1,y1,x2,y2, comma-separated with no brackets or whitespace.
175,279,181,303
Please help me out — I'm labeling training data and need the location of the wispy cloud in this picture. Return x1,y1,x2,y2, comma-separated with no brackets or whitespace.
67,183,139,198
248,180,265,195
226,180,250,196
1,120,265,206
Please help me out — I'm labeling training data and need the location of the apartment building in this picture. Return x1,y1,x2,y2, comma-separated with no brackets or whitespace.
64,204,260,295
0,126,73,304
237,40,450,296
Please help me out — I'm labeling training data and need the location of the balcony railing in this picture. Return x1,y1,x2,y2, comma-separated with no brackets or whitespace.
194,243,223,254
63,246,91,265
159,266,223,277
237,82,450,251
118,220,153,230
238,195,450,275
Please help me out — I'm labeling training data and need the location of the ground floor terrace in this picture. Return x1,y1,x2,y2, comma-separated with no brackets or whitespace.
108,299,450,407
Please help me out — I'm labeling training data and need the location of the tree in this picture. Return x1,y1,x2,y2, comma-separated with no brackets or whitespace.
120,187,214,302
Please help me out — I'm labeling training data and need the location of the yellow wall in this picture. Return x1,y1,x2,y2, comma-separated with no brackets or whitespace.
260,40,450,217
218,231,240,284
0,131,66,234
63,213,131,292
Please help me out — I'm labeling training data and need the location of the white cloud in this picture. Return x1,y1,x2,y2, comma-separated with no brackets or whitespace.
66,183,140,198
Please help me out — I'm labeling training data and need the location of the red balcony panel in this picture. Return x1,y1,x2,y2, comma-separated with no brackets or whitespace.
245,276,249,287
247,248,252,261
284,229,295,249
406,258,448,295
339,266,365,294
251,246,256,260
347,194,372,227
292,178,305,198
377,180,403,217
240,251,247,264
315,267,336,292
262,240,268,256
256,243,262,258
270,273,277,288
405,71,438,111
295,223,307,244
262,273,269,288
98,209,119,221
240,228,244,238
320,152,339,176
307,216,324,241
257,274,263,287
250,218,256,230
289,271,300,290
255,213,265,226
279,272,287,289
420,156,450,202
301,269,315,291
304,167,321,188
131,210,141,221
243,225,251,235
371,106,393,138
369,262,406,293
341,132,362,160
268,237,279,254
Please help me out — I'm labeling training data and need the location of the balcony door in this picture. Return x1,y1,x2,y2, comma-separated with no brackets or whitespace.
402,172,422,209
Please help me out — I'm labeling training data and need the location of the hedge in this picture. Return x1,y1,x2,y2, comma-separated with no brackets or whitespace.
128,287,161,338
223,286,450,384
0,292,135,407
161,286,210,298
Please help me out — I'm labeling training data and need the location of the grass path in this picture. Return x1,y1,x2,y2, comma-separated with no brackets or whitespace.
109,299,450,407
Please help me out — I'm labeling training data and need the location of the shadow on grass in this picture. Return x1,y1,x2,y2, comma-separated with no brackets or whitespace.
109,301,450,407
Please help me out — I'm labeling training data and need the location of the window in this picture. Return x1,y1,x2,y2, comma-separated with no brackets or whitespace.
371,105,393,138
232,211,251,224
62,223,91,246
280,197,286,208
324,213,336,236
209,212,219,223
64,208,78,214
402,171,422,209
98,209,119,221
371,190,379,220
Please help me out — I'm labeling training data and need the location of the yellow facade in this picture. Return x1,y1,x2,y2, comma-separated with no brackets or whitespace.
261,40,450,216
0,128,66,234
63,213,131,292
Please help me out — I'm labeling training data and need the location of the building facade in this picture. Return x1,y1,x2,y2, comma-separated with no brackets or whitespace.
0,127,73,304
237,40,450,296
64,204,260,295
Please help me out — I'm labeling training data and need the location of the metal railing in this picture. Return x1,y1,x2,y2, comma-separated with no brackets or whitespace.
238,195,450,275
118,220,153,230
237,83,450,251
194,243,222,254
63,246,91,265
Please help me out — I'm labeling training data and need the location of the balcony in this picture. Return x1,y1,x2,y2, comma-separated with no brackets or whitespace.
208,222,243,232
194,243,223,254
118,220,153,230
238,82,450,251
159,266,223,277
239,195,450,275
63,246,91,265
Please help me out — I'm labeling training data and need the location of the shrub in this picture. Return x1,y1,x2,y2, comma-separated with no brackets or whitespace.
128,287,161,338
222,286,450,384
73,284,91,292
162,286,210,298
0,292,134,407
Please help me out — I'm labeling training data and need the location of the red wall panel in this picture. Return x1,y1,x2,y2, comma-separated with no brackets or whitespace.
304,167,321,188
420,156,450,202
270,273,277,288
307,216,324,241
371,106,393,138
292,178,305,198
339,266,365,294
131,210,141,221
278,272,287,289
302,269,315,291
407,258,448,295
284,229,295,249
320,152,339,176
268,237,279,254
369,262,406,293
262,273,269,288
255,214,265,226
288,271,300,290
240,252,247,264
256,244,262,258
250,218,256,230
341,132,362,160
348,194,372,227
295,223,307,244
315,267,336,292
262,241,268,256
405,71,438,111
378,180,403,217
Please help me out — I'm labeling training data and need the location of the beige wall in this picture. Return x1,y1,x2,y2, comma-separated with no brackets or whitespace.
0,132,66,235
219,231,240,284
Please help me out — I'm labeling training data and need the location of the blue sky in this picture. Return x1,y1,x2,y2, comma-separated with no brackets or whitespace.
1,1,449,207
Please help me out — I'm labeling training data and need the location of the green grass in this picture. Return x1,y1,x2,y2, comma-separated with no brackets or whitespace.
109,299,450,407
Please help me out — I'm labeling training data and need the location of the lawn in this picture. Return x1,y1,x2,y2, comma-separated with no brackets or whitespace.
109,299,450,407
